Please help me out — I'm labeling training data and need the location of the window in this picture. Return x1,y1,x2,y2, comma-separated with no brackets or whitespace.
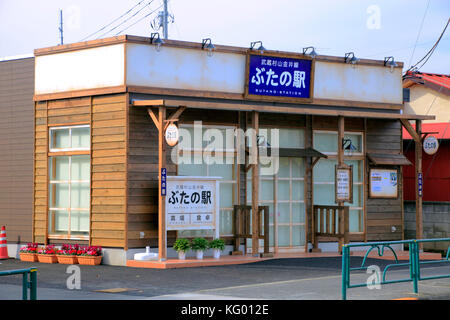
313,130,364,233
48,126,90,239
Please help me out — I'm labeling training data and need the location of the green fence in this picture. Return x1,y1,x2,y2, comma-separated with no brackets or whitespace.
0,267,37,300
341,238,450,300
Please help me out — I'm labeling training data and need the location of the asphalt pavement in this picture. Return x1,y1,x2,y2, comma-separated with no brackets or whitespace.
0,256,449,301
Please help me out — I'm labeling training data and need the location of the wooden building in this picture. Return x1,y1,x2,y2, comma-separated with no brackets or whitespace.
0,55,35,248
31,35,433,264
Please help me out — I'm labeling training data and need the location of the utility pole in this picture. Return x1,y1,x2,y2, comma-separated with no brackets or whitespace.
59,9,64,45
162,0,168,39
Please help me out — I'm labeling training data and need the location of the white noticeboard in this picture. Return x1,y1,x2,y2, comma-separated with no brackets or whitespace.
369,168,398,199
165,176,221,238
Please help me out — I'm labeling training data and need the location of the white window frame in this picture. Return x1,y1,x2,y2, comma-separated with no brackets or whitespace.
49,124,90,153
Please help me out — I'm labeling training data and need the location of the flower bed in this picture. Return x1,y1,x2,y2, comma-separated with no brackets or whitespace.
77,246,102,265
56,244,80,264
19,243,39,262
37,245,58,263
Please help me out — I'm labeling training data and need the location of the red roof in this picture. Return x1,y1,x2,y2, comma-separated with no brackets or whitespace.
403,122,450,140
404,71,450,90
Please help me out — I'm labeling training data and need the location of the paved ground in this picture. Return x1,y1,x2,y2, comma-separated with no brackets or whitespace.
0,256,449,301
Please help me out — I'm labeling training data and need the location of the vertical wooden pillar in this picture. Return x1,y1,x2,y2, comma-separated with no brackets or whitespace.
305,115,312,252
158,106,167,261
337,116,346,253
251,111,260,256
415,120,423,250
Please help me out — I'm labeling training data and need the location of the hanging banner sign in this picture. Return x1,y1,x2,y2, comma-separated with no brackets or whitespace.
165,176,221,237
165,123,179,147
160,168,167,196
369,168,398,199
245,53,314,103
423,136,439,155
418,172,423,197
335,165,353,203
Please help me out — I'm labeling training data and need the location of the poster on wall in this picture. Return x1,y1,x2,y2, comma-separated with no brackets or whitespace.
369,168,398,199
165,176,221,237
335,165,353,203
245,53,314,103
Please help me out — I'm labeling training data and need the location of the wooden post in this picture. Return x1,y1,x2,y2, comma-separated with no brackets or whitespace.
337,116,346,253
251,111,259,256
415,120,423,250
158,106,167,261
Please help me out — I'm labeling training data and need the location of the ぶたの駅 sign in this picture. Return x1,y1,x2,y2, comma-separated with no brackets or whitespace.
165,176,221,237
245,53,314,103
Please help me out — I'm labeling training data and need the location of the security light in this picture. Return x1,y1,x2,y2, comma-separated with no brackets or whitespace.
345,52,360,65
250,41,266,54
150,32,164,52
202,38,215,57
384,56,398,72
303,46,318,59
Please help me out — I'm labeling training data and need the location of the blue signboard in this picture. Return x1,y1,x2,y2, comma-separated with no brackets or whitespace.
161,168,167,196
418,172,423,197
246,54,313,100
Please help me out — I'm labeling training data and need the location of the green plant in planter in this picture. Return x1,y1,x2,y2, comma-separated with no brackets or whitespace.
209,239,225,250
190,237,209,251
173,238,191,252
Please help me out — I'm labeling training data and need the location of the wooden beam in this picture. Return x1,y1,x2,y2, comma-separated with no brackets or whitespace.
133,99,165,107
164,106,186,131
147,108,160,130
251,111,260,256
400,119,421,143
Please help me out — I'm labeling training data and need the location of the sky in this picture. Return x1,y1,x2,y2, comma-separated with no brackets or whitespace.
0,0,449,74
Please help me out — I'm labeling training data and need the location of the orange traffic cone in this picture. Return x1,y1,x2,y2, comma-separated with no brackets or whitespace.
0,226,9,259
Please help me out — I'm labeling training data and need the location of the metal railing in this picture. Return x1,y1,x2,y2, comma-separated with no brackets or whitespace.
341,238,450,300
0,267,37,300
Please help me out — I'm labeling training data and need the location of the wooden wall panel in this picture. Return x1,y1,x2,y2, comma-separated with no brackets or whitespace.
365,119,403,241
90,94,127,248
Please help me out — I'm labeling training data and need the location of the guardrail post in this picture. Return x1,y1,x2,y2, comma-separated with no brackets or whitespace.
30,268,37,300
22,272,28,300
342,244,348,300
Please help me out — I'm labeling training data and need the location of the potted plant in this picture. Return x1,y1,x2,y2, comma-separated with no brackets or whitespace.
190,237,208,260
56,244,79,264
173,238,190,260
19,243,39,262
77,246,102,265
37,244,58,263
209,238,225,259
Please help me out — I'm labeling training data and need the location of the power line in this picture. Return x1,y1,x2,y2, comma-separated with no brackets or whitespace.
407,0,431,70
79,0,146,41
114,3,164,36
405,18,449,75
96,0,156,39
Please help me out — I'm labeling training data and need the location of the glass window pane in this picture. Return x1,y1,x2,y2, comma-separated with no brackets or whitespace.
344,133,362,154
220,210,233,235
49,183,70,208
178,154,207,176
49,210,69,233
278,226,290,246
313,131,338,153
292,203,305,223
71,182,90,209
278,180,290,201
292,158,305,178
260,180,274,201
70,210,89,234
50,156,70,181
313,159,337,183
344,160,363,183
277,202,290,224
278,158,290,178
219,183,233,208
209,163,233,180
71,127,90,149
313,184,335,205
71,155,90,181
349,209,363,232
292,181,304,201
292,225,305,246
51,128,70,149
278,129,305,149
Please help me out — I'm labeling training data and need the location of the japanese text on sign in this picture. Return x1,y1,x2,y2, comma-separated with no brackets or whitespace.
247,54,312,99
